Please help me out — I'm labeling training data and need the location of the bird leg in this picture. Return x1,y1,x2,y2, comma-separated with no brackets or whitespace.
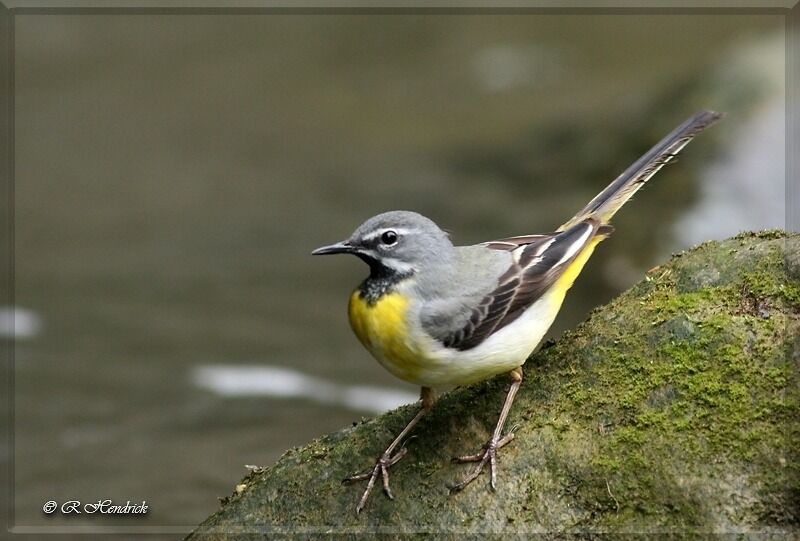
450,366,522,493
343,386,433,514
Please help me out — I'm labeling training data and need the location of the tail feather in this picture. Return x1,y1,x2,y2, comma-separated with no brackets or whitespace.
559,110,724,231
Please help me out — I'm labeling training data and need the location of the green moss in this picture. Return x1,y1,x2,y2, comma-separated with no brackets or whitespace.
512,234,799,530
742,270,800,306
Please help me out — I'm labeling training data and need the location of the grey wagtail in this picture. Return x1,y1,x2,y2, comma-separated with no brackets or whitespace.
312,110,723,513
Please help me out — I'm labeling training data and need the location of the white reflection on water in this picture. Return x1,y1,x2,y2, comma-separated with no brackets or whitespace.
192,364,419,414
0,306,42,339
675,36,785,246
676,98,785,246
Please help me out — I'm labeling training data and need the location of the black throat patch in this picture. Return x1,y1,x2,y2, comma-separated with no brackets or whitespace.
357,256,414,306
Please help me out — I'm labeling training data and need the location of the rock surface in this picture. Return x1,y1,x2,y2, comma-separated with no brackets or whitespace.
188,231,798,537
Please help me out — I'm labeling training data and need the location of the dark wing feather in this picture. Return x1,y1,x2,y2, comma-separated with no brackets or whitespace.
443,220,602,351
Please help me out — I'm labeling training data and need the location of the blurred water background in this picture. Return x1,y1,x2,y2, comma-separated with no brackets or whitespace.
8,12,785,533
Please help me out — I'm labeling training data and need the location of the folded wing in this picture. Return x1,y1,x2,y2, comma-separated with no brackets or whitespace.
428,219,609,351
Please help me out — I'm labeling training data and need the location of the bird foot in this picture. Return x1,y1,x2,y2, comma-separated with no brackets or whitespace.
343,447,408,514
449,431,515,493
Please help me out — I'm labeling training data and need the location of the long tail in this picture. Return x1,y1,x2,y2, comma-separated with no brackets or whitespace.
558,110,724,231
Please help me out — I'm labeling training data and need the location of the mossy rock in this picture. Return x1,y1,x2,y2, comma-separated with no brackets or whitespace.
188,231,798,537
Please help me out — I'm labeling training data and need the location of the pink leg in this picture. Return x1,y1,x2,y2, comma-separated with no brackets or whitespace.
450,367,522,493
344,387,434,513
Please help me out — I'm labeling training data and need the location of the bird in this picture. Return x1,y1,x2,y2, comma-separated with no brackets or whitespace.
312,110,723,513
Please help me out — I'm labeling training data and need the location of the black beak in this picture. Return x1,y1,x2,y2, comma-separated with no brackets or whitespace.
311,240,354,256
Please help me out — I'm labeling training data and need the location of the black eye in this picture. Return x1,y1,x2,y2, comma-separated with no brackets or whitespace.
380,230,398,245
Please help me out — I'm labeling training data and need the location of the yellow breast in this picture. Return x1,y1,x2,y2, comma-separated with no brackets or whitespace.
348,290,425,383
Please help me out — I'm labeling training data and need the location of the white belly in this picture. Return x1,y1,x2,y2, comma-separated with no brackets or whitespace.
408,288,563,387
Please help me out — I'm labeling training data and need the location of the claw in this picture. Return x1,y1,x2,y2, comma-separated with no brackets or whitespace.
450,428,515,494
344,394,432,514
497,432,515,448
354,464,378,514
343,469,373,484
489,450,497,490
346,449,408,514
380,464,393,499
449,462,482,493
450,370,523,495
388,446,408,466
453,451,484,463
